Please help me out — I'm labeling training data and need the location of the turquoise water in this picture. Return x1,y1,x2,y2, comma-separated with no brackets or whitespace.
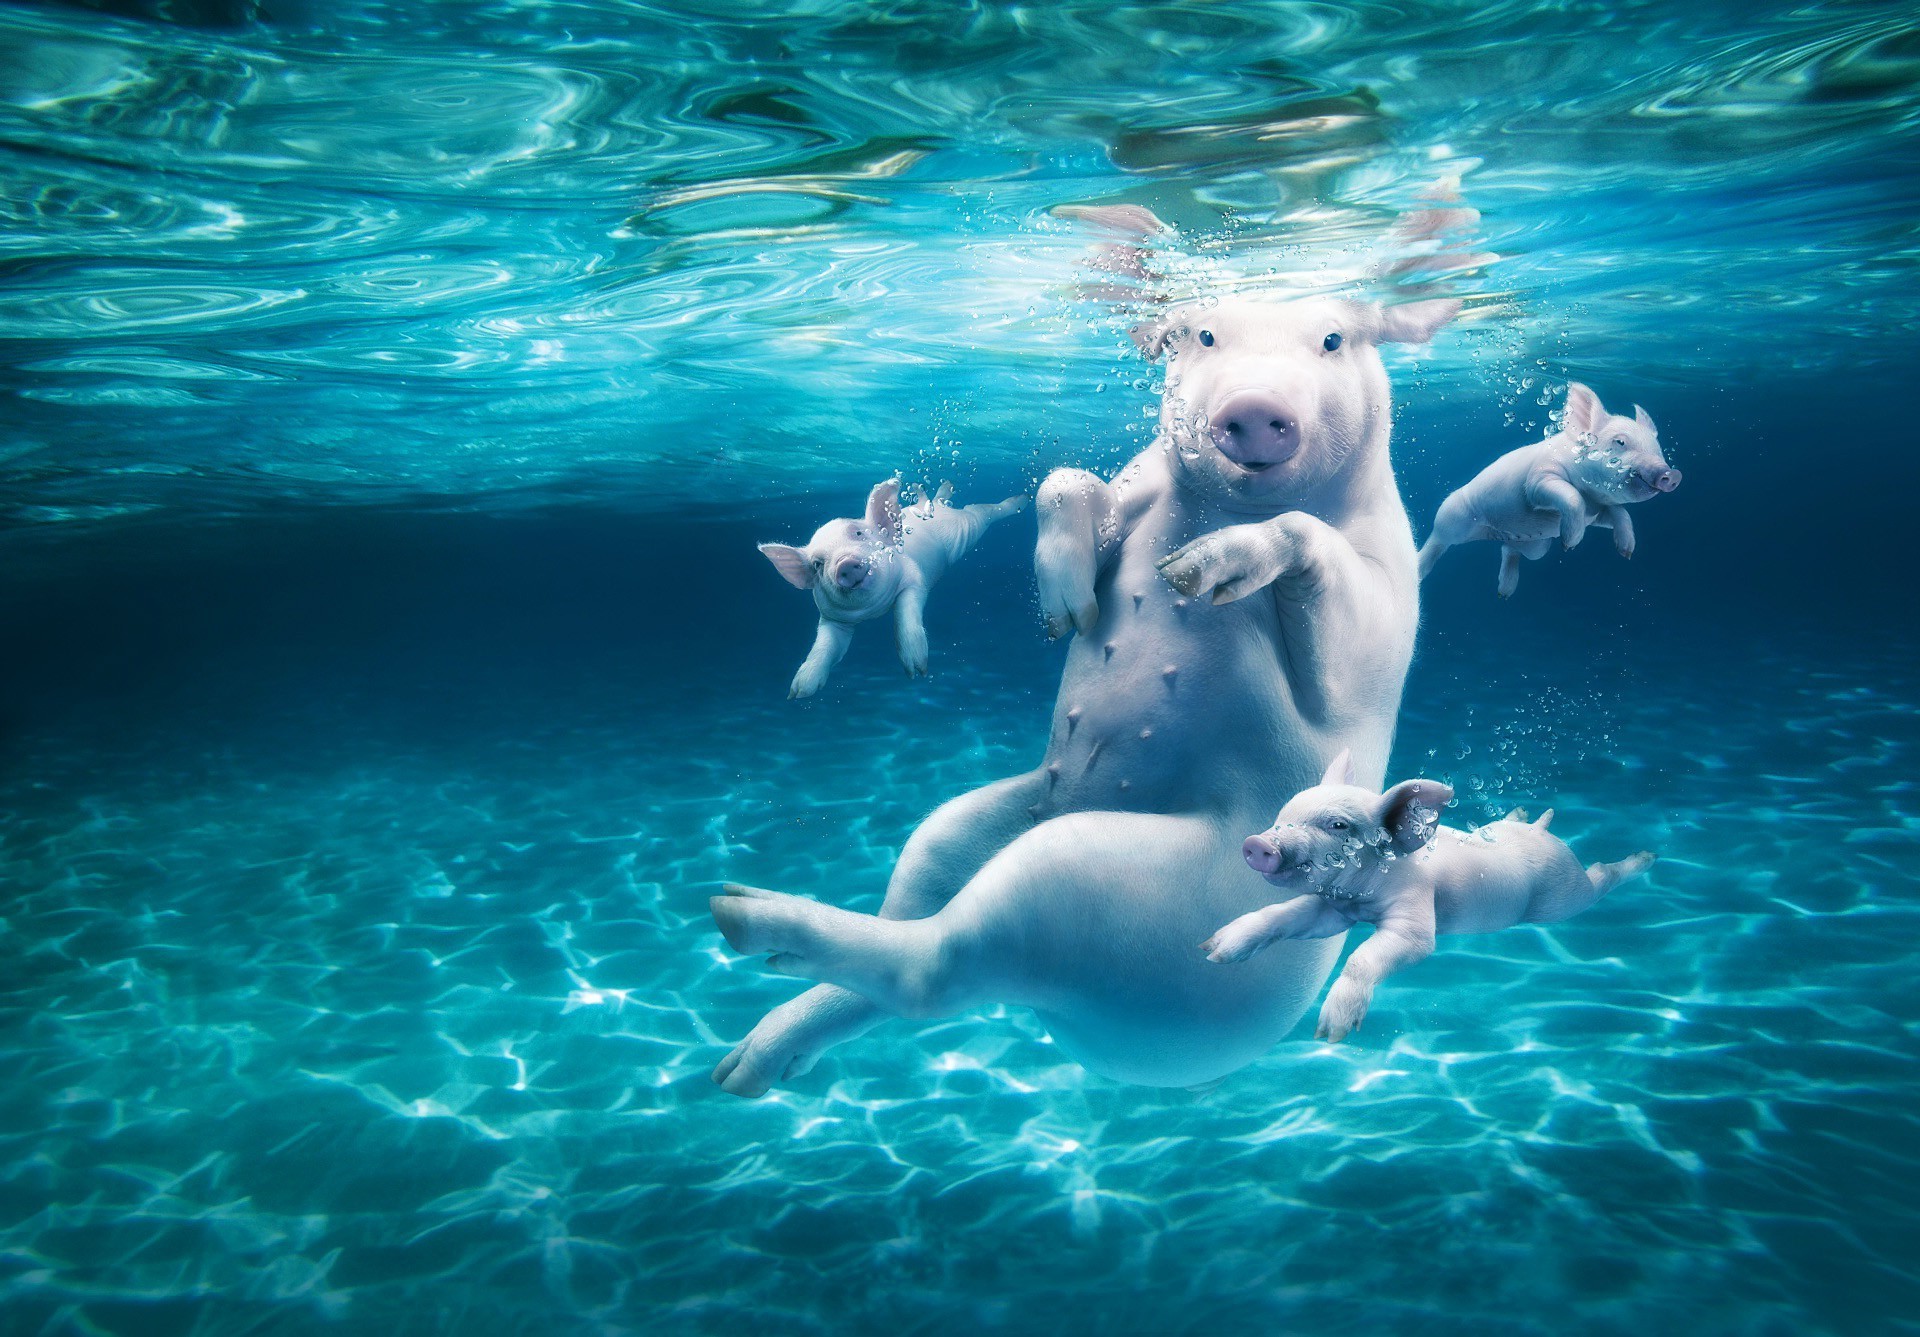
3,2,1920,1334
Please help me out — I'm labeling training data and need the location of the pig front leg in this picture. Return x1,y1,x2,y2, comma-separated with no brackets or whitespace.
1315,901,1436,1042
1601,504,1635,559
1201,895,1350,964
789,619,854,699
1156,513,1393,720
1525,473,1590,550
894,584,929,678
1034,468,1122,639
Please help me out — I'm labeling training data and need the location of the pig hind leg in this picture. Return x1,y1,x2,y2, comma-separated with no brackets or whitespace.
712,886,965,1019
713,811,1224,1031
713,771,1044,1097
1588,851,1654,897
1525,851,1654,923
1497,538,1553,599
1497,546,1522,598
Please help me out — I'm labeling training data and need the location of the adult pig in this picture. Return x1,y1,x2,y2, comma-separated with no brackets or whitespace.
1417,382,1680,597
714,294,1457,1093
759,479,1027,698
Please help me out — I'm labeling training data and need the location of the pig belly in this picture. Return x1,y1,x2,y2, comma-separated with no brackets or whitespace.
1032,549,1332,826
1471,497,1600,545
1024,843,1343,1086
1431,828,1582,933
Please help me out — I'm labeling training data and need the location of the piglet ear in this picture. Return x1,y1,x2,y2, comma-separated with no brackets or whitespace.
1320,748,1357,788
1377,779,1453,853
1129,314,1173,362
865,478,903,544
758,543,815,589
1563,382,1604,437
1373,298,1460,345
1634,404,1656,434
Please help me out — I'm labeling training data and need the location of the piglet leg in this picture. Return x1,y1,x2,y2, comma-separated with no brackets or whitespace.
1497,546,1522,599
1315,903,1435,1042
1201,895,1348,964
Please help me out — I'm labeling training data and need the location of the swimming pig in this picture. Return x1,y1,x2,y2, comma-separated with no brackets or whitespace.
712,294,1457,1093
758,480,1027,698
1202,751,1654,1041
1416,382,1681,597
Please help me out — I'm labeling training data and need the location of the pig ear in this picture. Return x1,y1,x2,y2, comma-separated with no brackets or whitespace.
1320,748,1357,788
1564,382,1604,437
865,478,903,544
1634,404,1656,434
758,543,815,589
1372,298,1460,345
1129,314,1173,362
1376,779,1452,853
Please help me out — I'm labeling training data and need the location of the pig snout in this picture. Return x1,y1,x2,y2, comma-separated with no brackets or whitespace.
1242,833,1283,875
1646,466,1681,493
1244,830,1306,876
832,554,871,589
1208,390,1299,469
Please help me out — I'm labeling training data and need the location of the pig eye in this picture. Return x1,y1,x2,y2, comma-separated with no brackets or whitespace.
1328,818,1349,831
1198,329,1215,347
1612,437,1626,448
1323,332,1343,352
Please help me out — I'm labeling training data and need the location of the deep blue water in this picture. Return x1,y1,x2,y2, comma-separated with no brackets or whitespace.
4,1,1920,1334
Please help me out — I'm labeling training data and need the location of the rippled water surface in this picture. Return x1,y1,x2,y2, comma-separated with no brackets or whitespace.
3,1,1919,1334
3,0,1919,522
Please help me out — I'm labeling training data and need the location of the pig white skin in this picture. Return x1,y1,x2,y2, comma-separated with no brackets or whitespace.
1416,382,1681,597
1204,750,1655,1042
759,479,1028,698
712,295,1458,1093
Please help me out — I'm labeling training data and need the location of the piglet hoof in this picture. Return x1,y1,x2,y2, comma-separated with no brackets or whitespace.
1314,984,1368,1042
710,883,778,954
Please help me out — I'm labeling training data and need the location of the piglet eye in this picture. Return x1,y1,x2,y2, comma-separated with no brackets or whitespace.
1329,819,1348,831
1198,329,1215,347
1323,332,1343,352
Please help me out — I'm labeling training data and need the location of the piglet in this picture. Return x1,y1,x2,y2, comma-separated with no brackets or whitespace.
1202,750,1653,1042
758,479,1027,699
1417,382,1681,597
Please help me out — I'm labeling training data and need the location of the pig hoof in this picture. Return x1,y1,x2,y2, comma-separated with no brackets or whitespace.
711,883,779,954
713,1022,822,1099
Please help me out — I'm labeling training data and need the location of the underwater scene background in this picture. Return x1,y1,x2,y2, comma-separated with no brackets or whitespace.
2,1,1918,1333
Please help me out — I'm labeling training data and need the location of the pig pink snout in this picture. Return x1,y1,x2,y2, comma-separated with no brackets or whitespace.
1647,467,1681,493
1209,390,1300,469
832,554,872,589
1243,832,1295,875
1243,833,1281,875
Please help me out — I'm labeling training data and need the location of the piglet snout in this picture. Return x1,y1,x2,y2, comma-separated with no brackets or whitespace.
1210,390,1299,468
1648,467,1681,493
833,555,871,589
1243,833,1283,875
